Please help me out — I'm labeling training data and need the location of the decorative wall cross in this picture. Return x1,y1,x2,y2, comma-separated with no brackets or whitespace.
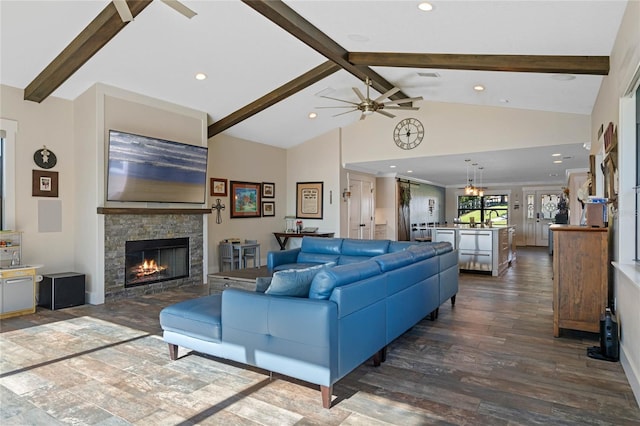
212,198,225,224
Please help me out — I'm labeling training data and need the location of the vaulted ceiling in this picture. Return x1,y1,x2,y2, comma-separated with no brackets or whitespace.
0,1,629,186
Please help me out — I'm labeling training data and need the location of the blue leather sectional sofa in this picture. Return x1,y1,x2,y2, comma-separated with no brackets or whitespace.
159,237,458,408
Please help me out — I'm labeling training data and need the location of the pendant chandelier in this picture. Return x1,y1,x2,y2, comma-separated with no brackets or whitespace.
463,160,485,196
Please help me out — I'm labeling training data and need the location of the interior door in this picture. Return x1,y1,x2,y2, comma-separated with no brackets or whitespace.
523,190,558,246
348,177,374,239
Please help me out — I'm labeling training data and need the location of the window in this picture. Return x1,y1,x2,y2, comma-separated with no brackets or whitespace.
458,194,509,226
0,119,17,231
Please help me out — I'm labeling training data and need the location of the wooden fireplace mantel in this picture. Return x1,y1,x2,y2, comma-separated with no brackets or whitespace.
97,207,212,215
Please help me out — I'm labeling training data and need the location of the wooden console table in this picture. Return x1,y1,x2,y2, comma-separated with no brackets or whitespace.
272,232,335,250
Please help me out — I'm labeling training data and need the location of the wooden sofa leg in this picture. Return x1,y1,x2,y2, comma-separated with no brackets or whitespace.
168,343,178,360
320,385,333,409
430,310,436,321
451,294,456,307
373,351,382,366
381,345,387,362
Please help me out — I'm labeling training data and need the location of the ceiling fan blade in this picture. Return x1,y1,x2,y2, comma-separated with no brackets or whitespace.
380,96,424,105
319,95,360,106
316,106,357,109
352,87,366,102
332,109,359,117
376,110,396,118
161,0,197,19
113,0,134,22
383,106,420,110
373,87,401,103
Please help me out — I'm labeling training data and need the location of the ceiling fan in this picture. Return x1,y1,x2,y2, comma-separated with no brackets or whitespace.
317,77,423,120
113,0,197,22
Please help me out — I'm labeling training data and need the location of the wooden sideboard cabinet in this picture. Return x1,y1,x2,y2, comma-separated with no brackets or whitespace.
550,225,608,337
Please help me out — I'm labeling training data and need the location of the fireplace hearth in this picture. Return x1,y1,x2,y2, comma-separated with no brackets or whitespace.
125,238,189,287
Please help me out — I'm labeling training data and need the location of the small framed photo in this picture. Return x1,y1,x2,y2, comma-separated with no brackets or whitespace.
262,201,275,217
262,182,275,198
210,178,227,196
32,170,59,197
230,181,261,218
296,181,323,219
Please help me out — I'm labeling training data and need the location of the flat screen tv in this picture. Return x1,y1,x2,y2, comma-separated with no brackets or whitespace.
107,130,208,204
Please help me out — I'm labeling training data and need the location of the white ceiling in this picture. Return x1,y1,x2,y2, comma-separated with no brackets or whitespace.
0,0,628,186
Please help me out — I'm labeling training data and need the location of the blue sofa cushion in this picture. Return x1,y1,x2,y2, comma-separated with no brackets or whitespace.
430,241,453,254
159,294,222,342
406,244,437,261
340,239,390,257
373,250,415,272
300,237,343,254
273,262,325,272
388,241,416,252
297,252,340,265
309,261,381,300
265,264,328,297
255,276,272,292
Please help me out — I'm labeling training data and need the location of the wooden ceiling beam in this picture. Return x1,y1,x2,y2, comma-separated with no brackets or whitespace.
24,0,153,103
240,0,409,101
348,52,609,75
207,61,341,138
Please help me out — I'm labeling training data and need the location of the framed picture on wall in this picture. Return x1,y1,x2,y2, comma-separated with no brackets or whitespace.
296,181,323,219
32,170,59,197
262,201,275,216
230,181,261,218
210,178,227,196
262,182,275,198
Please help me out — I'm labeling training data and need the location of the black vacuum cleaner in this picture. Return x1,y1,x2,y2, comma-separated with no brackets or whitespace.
587,308,619,362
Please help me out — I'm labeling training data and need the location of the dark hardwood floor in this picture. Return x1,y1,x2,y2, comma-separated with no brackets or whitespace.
1,247,638,425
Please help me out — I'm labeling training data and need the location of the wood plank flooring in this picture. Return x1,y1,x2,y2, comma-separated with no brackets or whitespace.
1,247,639,425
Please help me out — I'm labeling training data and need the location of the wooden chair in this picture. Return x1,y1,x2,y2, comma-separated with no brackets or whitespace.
243,239,257,268
219,242,239,271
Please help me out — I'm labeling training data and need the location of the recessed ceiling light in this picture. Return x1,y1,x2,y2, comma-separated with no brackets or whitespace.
308,112,317,119
473,85,485,92
407,170,413,173
554,160,563,164
418,2,434,11
195,72,207,80
552,153,562,157
390,165,397,169
499,98,509,103
549,173,559,177
551,74,576,81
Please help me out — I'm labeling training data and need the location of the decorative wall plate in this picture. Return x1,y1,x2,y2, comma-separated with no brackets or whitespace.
33,146,57,169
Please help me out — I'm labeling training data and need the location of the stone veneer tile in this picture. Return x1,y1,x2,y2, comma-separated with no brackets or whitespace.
104,214,203,300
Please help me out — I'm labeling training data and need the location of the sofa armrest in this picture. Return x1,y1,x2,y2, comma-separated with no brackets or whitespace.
267,248,301,270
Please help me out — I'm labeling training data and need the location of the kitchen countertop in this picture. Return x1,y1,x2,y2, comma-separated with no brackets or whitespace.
0,264,43,272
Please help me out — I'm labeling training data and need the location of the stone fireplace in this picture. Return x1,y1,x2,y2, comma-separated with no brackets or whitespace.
103,211,204,300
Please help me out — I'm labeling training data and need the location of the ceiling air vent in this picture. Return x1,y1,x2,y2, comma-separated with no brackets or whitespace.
417,72,440,78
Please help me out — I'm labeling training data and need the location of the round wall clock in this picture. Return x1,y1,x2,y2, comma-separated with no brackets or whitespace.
393,118,424,150
33,146,57,169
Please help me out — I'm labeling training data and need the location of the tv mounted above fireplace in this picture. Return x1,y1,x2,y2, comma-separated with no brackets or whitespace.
106,130,208,204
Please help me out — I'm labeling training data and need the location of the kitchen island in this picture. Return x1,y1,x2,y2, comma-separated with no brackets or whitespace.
432,226,516,276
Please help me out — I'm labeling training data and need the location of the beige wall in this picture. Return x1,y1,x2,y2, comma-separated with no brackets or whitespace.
207,133,286,270
0,84,76,275
341,101,590,165
590,0,640,405
287,128,342,240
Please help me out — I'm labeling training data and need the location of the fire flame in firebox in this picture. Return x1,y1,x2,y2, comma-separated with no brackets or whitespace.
136,259,167,277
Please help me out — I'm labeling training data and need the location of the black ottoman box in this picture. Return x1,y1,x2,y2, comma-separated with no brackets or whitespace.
39,272,85,310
